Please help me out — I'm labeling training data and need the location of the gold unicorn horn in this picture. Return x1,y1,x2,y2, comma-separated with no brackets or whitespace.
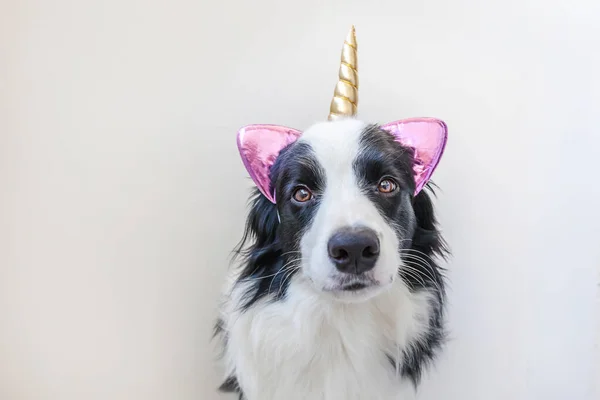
328,26,358,121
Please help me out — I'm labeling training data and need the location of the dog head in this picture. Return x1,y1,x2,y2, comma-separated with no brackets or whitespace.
234,118,447,305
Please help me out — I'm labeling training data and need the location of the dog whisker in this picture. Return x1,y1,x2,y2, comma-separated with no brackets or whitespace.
400,254,439,282
243,265,295,283
276,266,300,298
401,259,443,295
266,259,302,294
280,250,302,257
398,264,428,289
398,251,441,279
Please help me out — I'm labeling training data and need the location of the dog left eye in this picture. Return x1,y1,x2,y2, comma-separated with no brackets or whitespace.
377,178,397,193
292,186,313,202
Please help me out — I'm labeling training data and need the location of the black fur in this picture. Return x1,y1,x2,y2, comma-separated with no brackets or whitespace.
385,183,448,386
355,125,448,386
231,141,325,311
217,124,448,395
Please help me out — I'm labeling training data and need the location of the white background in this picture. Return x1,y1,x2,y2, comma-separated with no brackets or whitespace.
1,0,599,399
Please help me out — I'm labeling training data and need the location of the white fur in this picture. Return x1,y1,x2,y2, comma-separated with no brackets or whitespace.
221,277,432,400
299,120,403,300
219,120,433,400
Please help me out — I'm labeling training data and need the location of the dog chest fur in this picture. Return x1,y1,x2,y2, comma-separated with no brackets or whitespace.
221,278,433,400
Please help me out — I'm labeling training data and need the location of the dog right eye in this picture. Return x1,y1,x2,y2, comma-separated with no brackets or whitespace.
377,178,398,194
292,187,313,203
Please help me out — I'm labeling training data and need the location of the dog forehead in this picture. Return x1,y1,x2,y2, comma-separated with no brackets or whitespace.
298,119,369,170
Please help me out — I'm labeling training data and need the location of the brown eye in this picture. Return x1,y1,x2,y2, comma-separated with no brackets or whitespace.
378,179,397,194
292,187,313,202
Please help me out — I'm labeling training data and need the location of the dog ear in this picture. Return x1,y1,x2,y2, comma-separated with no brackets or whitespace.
237,124,302,203
381,118,448,195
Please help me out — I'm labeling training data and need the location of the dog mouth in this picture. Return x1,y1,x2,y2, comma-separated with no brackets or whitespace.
340,282,369,291
324,276,379,292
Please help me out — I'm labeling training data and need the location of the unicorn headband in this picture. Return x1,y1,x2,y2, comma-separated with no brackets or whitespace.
237,26,448,203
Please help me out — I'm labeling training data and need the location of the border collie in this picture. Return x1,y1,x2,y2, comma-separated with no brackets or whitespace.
215,118,448,400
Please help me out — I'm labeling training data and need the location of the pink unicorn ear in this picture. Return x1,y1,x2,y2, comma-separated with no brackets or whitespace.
237,124,302,203
381,118,448,195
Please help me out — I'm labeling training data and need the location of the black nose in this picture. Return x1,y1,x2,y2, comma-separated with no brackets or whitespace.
327,228,380,274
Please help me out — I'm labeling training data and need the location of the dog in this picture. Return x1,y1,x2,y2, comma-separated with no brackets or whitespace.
214,118,449,400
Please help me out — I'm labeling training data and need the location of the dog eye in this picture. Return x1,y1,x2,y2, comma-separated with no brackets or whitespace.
377,179,397,194
292,187,313,202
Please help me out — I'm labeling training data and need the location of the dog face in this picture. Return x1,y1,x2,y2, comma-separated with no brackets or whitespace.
269,120,420,301
222,119,448,394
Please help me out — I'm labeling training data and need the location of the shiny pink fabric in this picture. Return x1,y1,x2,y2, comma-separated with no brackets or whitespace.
237,118,447,203
381,118,448,194
237,124,302,203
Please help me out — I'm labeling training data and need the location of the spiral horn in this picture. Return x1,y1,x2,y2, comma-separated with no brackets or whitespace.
328,26,358,121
